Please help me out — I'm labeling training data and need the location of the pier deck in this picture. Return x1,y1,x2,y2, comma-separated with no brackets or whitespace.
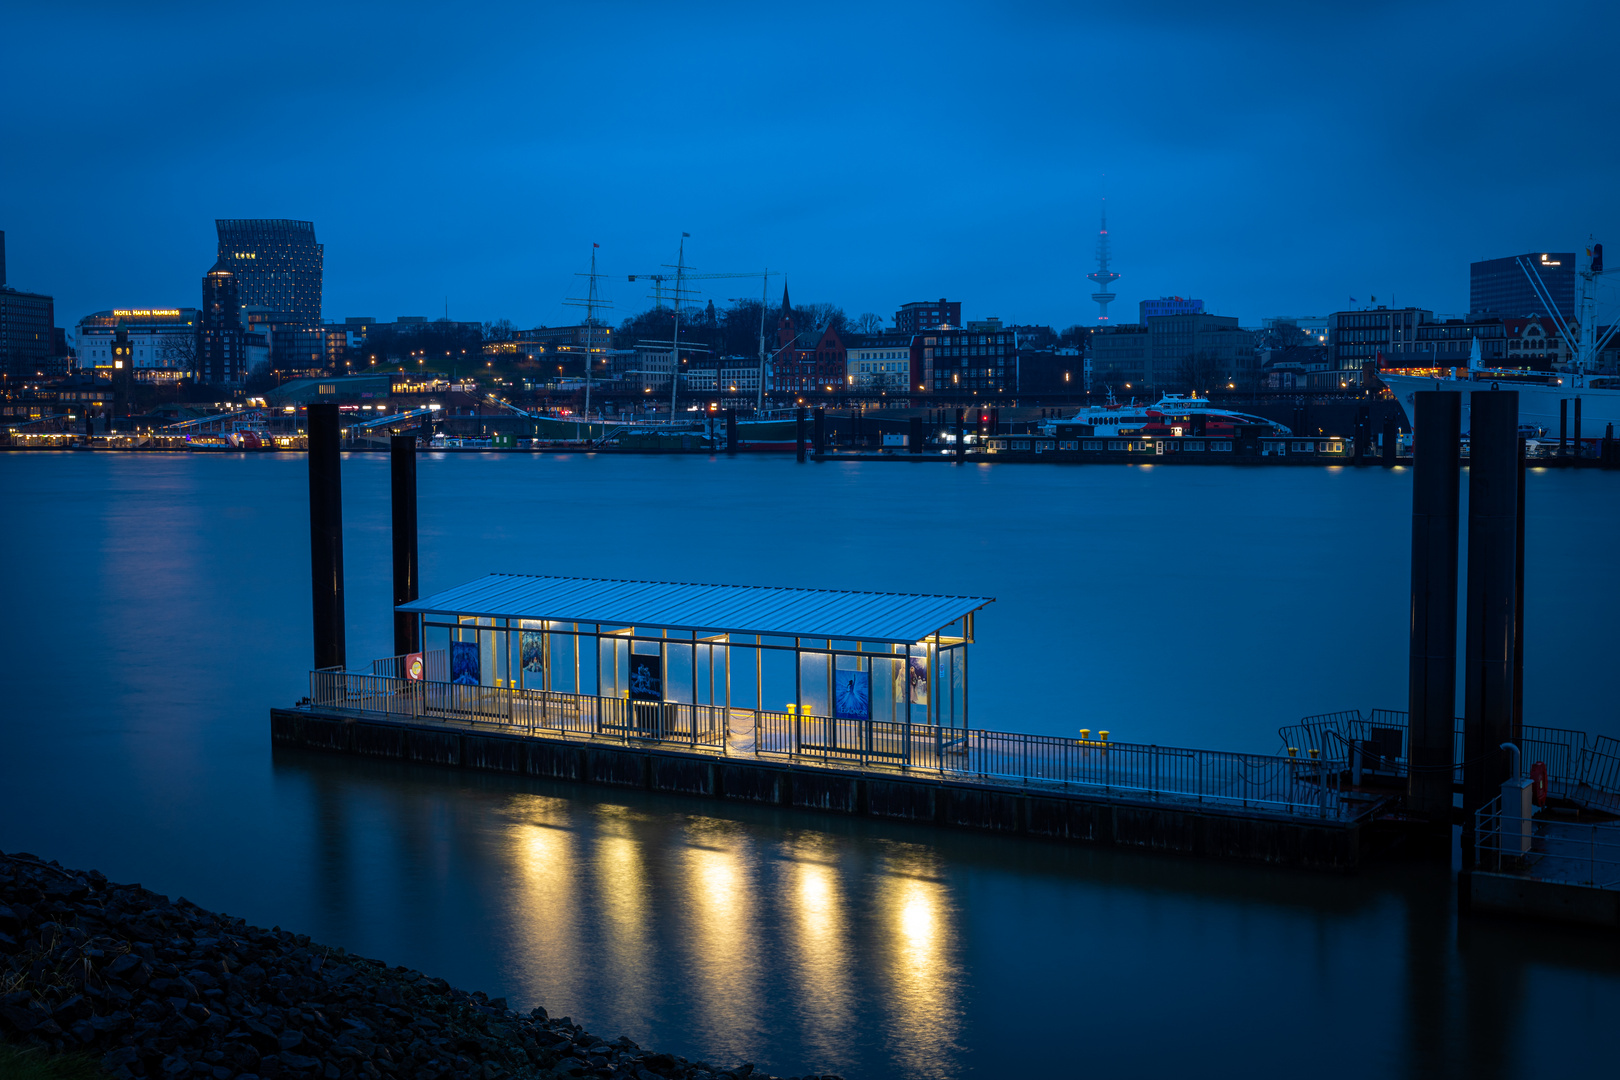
272,675,1387,870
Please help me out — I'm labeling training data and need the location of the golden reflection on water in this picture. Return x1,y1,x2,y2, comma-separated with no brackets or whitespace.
877,851,961,1076
504,797,581,1009
785,836,853,1060
593,812,651,1023
680,819,761,1043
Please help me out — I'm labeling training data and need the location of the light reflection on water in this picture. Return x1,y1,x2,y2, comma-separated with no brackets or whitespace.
5,453,1620,1078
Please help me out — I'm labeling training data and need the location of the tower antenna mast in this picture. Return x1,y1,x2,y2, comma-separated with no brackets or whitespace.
1086,196,1121,323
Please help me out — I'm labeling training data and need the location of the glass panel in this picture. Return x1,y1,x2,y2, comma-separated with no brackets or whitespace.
730,645,759,710
666,643,693,704
799,651,830,718
871,656,902,723
761,647,795,713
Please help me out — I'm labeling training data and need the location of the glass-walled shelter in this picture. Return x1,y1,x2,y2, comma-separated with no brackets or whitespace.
396,574,993,731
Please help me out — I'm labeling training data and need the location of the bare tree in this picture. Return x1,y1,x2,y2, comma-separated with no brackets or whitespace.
853,312,884,334
1175,349,1228,396
157,332,200,373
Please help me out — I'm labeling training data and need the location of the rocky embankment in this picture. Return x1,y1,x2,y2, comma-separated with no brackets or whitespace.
0,853,840,1080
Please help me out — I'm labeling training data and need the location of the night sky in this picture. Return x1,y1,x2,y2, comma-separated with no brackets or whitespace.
5,1,1617,336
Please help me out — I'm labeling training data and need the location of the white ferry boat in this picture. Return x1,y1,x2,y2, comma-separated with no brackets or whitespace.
1041,391,1292,437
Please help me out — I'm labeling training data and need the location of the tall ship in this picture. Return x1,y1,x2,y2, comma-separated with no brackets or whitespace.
1381,243,1618,440
1041,391,1292,437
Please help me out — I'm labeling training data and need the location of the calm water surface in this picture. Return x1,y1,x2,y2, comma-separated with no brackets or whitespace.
3,453,1618,1079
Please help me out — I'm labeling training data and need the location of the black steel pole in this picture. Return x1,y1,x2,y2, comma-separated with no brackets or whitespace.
795,407,806,463
308,403,346,672
1408,391,1461,831
1382,414,1397,467
813,407,826,455
955,408,965,460
909,415,924,452
1559,398,1567,455
1573,396,1583,458
390,434,419,658
1513,436,1526,741
1462,390,1519,842
725,408,736,455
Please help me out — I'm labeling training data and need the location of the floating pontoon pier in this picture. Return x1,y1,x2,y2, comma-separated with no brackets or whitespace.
277,567,1382,869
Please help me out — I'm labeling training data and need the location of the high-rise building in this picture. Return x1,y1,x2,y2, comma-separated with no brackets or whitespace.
1470,252,1574,322
215,219,324,323
893,298,961,334
201,258,249,386
0,229,59,378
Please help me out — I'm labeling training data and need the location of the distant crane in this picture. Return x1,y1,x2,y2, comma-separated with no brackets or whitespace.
627,254,778,414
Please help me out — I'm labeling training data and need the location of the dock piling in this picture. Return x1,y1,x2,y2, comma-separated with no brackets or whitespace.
390,434,419,658
955,409,965,460
307,403,346,672
795,407,806,463
813,407,826,455
1407,392,1461,836
1573,396,1583,458
909,416,924,451
1462,390,1520,842
725,408,736,455
1382,415,1397,466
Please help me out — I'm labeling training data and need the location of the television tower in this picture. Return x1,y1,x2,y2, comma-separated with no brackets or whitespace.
1086,198,1120,322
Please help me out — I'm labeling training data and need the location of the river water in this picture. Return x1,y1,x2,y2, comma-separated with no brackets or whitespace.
2,452,1618,1078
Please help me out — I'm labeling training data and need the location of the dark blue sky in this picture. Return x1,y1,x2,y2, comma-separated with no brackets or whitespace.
5,1,1617,335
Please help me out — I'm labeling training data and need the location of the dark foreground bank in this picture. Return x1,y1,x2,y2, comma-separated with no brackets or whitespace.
0,853,839,1080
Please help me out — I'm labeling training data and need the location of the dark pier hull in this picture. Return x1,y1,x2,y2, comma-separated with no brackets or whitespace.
272,708,1368,870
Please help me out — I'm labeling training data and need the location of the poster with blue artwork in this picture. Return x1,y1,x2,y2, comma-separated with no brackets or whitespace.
628,653,663,701
834,668,870,720
520,631,545,673
451,640,480,686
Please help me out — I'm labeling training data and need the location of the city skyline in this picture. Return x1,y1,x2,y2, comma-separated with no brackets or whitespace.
5,1,1618,333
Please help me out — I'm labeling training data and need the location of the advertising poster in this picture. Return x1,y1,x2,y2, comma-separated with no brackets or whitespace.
451,640,480,686
834,668,871,720
520,631,545,674
629,653,663,701
908,654,929,706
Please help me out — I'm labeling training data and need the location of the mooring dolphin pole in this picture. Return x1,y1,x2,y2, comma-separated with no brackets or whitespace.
307,403,346,672
391,434,419,658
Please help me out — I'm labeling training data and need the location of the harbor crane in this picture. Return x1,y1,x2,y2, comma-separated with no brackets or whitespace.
627,259,779,414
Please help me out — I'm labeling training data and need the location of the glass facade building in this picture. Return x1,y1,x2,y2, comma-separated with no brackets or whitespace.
1470,253,1574,322
215,219,324,324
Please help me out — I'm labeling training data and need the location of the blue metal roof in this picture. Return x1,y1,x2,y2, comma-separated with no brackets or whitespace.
398,574,993,644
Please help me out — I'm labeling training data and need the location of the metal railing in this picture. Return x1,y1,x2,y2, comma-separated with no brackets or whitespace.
1277,708,1620,810
307,668,1355,820
1474,792,1620,890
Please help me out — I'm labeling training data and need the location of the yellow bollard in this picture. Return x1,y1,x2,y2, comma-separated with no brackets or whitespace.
787,703,797,716
1079,728,1091,742
1099,731,1110,743
1287,747,1298,758
1308,747,1320,759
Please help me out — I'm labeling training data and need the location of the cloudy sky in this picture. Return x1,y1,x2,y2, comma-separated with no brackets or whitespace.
4,0,1617,335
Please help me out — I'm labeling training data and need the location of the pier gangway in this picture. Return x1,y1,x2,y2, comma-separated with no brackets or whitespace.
1278,709,1620,814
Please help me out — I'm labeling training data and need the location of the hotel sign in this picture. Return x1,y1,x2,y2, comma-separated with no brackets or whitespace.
112,309,182,317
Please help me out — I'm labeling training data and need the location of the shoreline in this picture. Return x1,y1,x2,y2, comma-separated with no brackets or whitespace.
0,852,839,1080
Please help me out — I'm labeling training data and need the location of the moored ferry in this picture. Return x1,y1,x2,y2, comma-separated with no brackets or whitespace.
1040,392,1292,437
